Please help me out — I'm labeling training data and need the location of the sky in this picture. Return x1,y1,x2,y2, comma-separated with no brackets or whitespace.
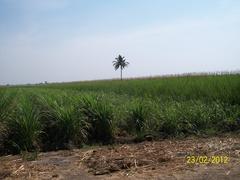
0,0,240,85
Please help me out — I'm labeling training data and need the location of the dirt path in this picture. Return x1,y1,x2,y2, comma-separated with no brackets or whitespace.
0,136,240,180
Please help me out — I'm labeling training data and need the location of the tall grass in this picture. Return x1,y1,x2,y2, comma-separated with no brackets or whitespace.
6,95,42,153
0,90,18,154
126,101,149,134
0,74,239,155
80,95,114,144
0,90,17,122
37,92,89,150
157,100,240,137
42,74,240,104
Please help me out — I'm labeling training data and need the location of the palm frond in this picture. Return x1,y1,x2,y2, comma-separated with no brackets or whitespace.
114,64,120,70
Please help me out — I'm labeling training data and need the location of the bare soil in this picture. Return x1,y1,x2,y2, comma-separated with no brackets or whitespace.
1,135,240,180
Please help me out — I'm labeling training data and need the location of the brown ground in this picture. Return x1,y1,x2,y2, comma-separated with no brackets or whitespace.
0,135,240,180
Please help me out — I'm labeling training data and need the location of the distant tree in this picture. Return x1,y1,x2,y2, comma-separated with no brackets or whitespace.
112,55,129,80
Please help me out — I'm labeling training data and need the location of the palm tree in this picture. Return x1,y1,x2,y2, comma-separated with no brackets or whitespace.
112,55,129,80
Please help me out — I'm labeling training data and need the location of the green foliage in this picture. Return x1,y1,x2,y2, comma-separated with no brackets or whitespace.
43,74,240,105
126,101,148,134
158,101,207,137
0,74,240,155
38,92,88,150
158,101,240,137
0,90,18,154
6,95,42,153
80,95,114,144
0,90,17,122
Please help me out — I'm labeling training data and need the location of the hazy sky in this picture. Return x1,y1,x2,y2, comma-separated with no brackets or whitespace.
0,0,240,84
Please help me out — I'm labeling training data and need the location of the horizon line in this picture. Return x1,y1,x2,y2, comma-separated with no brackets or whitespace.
1,69,239,87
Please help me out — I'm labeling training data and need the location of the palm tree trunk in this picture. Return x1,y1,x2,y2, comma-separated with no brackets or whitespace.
120,67,122,80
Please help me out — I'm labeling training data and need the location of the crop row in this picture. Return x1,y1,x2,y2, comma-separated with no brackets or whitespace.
39,74,240,105
0,87,240,155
